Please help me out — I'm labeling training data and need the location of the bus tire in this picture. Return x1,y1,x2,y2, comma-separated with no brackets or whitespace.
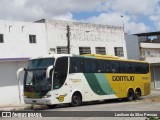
47,104,57,109
135,88,141,100
71,92,82,107
127,89,134,101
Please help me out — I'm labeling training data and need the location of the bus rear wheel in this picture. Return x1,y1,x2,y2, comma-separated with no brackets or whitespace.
127,89,134,101
135,89,141,100
71,92,82,107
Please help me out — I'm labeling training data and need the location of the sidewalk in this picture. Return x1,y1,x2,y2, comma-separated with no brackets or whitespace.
150,89,160,97
0,90,159,111
0,104,32,111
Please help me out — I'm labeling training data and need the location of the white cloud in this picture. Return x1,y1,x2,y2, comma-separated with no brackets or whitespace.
125,22,150,34
51,13,76,22
104,0,157,15
0,0,106,21
149,0,160,30
150,15,160,30
82,12,151,34
0,0,158,33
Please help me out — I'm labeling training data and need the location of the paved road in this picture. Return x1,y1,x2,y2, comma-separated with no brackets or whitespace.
1,98,160,120
1,90,160,120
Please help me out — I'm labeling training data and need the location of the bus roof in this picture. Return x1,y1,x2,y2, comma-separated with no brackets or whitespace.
29,54,149,64
80,54,149,63
29,54,73,60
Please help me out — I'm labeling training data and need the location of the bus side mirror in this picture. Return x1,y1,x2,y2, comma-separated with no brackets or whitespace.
46,65,54,79
16,68,26,80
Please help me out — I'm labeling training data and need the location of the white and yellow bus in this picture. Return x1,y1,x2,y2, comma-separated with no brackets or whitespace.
17,54,151,108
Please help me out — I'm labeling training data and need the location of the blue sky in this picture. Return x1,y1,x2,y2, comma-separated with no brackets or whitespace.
0,0,159,34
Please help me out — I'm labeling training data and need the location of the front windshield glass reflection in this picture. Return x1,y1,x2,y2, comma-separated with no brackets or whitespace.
24,58,54,97
28,58,54,69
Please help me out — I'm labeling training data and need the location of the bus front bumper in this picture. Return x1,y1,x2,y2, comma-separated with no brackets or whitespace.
24,97,52,105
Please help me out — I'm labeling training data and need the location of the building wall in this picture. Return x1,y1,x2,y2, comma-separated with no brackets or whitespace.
0,20,49,105
45,20,127,58
151,66,160,89
125,34,140,60
139,41,160,89
0,61,27,105
0,20,48,58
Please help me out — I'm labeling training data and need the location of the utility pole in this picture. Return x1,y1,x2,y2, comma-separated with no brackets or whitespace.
66,25,71,54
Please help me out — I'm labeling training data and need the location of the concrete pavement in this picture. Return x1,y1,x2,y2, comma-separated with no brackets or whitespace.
0,104,31,111
0,90,159,111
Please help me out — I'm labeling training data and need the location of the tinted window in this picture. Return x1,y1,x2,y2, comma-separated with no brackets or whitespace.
70,57,84,73
69,57,149,74
110,61,119,73
53,57,68,89
54,57,68,73
28,58,54,69
84,59,96,73
96,60,111,73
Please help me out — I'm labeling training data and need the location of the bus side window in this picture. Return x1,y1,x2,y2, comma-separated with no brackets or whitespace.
105,61,111,73
119,62,124,73
129,63,136,73
84,59,96,73
70,57,84,73
97,60,104,73
145,63,149,73
111,61,119,73
70,58,77,73
141,63,149,74
124,62,129,73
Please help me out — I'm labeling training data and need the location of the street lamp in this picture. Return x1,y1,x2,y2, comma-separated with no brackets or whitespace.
121,15,125,33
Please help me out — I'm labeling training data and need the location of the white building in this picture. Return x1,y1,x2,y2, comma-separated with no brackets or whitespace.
0,19,127,106
135,32,160,89
0,20,48,106
36,19,127,58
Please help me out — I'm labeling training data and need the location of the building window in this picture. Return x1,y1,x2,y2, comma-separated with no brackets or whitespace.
57,46,68,54
0,34,4,43
147,51,150,56
142,50,145,56
29,35,36,43
114,47,124,57
95,47,106,55
49,48,56,54
79,47,91,55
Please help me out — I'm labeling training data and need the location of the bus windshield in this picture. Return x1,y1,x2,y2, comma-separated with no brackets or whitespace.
24,58,54,98
28,58,54,69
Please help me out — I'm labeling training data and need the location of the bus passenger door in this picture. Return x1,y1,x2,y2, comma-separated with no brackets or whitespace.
53,57,70,103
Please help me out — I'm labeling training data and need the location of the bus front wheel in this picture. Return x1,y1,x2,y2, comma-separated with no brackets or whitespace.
71,92,82,107
127,89,134,101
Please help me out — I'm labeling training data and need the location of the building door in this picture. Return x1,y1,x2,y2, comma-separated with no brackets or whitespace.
152,66,160,89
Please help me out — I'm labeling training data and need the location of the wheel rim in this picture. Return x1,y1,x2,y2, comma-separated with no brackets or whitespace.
129,91,133,98
135,90,141,99
128,90,134,100
73,95,79,105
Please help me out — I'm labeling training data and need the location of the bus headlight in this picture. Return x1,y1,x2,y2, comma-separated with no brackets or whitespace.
42,95,51,98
